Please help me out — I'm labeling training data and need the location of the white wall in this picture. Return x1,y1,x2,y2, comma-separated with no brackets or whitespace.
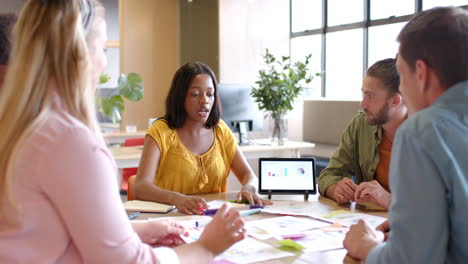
219,0,290,85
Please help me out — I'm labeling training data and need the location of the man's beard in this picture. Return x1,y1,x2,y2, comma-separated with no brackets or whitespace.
366,102,390,126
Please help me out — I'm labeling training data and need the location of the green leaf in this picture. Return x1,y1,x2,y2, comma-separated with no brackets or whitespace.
97,95,125,123
251,49,320,114
118,73,144,102
99,74,111,85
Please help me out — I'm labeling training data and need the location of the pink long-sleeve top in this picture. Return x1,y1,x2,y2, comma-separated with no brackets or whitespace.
0,100,178,263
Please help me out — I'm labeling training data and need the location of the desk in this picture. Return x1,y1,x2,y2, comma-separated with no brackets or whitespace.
110,146,143,169
133,192,387,264
103,130,147,145
110,140,316,169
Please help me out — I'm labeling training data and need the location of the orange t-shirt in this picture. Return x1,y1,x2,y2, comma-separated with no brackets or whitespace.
374,133,392,192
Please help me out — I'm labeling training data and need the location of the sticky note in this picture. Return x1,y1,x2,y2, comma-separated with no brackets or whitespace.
275,239,305,250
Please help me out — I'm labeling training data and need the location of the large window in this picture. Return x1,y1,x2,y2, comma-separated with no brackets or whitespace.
370,0,414,20
325,29,363,99
291,0,322,32
290,35,322,98
328,0,363,26
368,22,406,66
291,0,468,99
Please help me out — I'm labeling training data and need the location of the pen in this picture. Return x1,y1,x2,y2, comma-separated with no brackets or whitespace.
194,218,213,228
128,212,141,220
350,176,356,211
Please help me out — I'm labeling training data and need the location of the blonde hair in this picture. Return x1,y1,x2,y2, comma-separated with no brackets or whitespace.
0,0,104,223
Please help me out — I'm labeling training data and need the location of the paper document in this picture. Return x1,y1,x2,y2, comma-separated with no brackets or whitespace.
262,200,330,218
245,216,330,240
315,210,386,227
262,201,387,227
289,228,348,252
123,200,175,213
213,237,295,264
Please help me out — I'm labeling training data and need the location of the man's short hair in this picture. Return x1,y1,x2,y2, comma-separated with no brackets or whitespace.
397,6,468,89
366,58,400,95
0,14,16,65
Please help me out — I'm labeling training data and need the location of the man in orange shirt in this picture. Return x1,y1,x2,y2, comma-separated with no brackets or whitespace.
319,58,408,209
0,14,16,88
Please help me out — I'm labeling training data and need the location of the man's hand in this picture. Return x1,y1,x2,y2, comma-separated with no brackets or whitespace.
343,219,384,260
354,180,391,209
327,178,358,204
376,220,390,241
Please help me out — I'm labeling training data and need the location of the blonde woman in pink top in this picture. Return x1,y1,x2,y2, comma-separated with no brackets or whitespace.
0,0,245,263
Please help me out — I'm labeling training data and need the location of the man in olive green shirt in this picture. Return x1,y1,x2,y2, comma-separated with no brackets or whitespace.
319,58,407,209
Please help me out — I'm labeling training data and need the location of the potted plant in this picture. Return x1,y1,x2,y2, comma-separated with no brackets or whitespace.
97,73,144,123
251,49,318,145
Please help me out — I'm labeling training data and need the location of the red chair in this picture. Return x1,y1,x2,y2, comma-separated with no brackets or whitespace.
121,137,145,192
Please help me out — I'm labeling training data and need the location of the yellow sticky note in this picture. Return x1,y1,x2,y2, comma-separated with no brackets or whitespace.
275,239,305,250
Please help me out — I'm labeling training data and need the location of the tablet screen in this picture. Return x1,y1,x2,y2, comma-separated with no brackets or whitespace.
259,158,316,194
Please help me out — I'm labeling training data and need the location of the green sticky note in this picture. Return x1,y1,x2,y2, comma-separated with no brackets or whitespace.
228,199,249,204
275,239,305,251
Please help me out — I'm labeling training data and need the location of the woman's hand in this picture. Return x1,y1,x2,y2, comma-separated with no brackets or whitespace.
173,194,209,215
138,220,188,246
236,183,272,206
198,203,246,255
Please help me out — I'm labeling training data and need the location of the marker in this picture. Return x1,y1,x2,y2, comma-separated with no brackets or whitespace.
351,175,356,183
248,205,264,209
281,233,307,240
239,208,262,216
203,205,264,216
128,212,141,220
197,203,203,215
202,208,219,216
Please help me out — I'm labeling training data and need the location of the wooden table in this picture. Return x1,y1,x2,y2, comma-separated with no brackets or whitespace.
132,192,387,264
110,140,316,169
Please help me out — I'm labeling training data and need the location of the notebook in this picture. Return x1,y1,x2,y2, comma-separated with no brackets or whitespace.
124,200,175,213
258,158,316,194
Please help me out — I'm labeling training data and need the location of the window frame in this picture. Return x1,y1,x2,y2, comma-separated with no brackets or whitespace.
290,0,468,98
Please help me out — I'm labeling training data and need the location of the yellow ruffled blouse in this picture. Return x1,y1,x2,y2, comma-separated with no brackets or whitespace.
147,119,237,194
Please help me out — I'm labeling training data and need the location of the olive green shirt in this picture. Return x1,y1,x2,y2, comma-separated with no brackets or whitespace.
318,113,381,196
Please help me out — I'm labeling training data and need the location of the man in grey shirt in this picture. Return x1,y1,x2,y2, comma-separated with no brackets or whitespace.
344,6,468,263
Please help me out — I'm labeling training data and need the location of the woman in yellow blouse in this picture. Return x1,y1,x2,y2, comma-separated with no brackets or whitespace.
134,62,270,214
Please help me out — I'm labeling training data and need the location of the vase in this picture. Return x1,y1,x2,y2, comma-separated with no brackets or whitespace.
270,113,288,145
